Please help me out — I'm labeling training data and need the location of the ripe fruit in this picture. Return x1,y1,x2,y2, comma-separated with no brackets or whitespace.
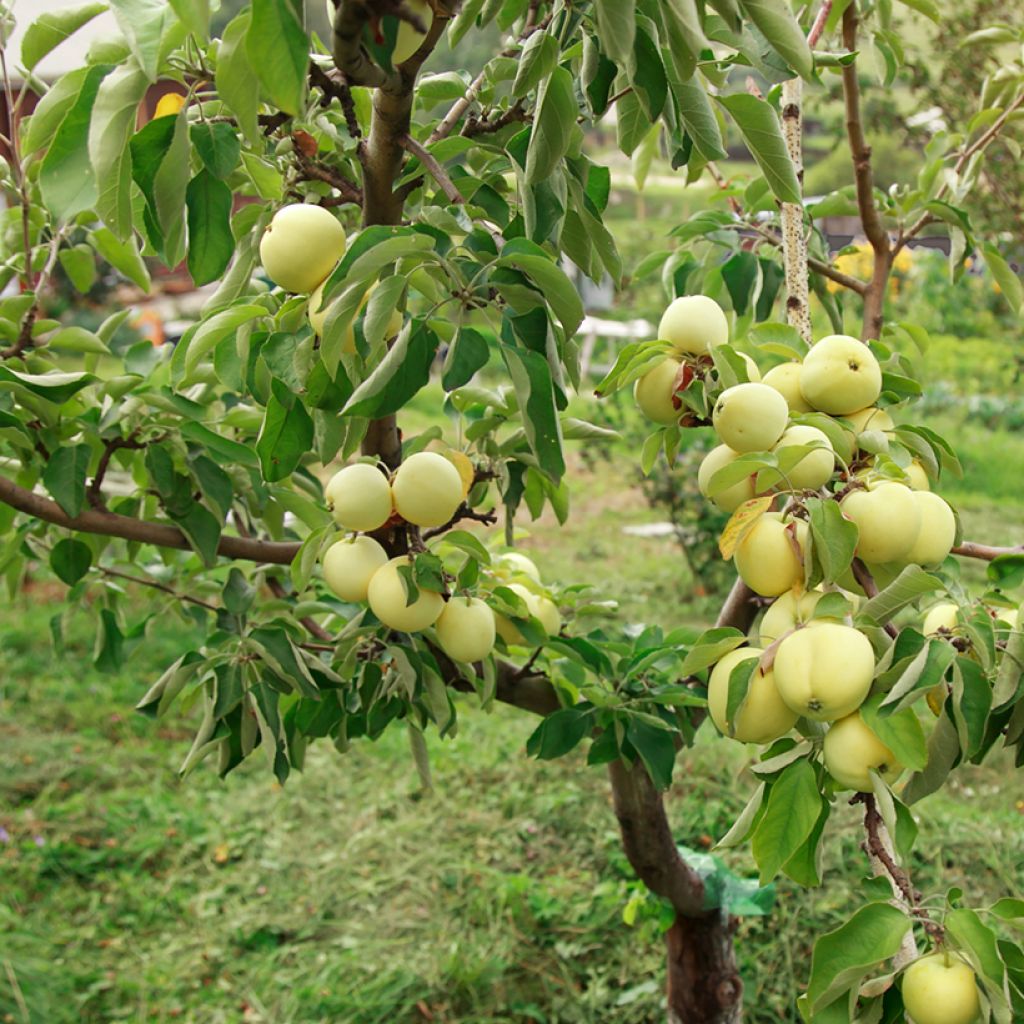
759,589,830,645
658,295,729,355
762,362,811,413
712,382,789,453
367,557,445,632
494,551,542,582
906,460,930,491
435,596,496,663
634,358,682,425
708,647,798,744
309,282,404,351
698,444,756,513
905,492,956,566
800,335,882,415
841,482,922,563
901,953,981,1024
325,463,393,532
495,583,561,644
445,450,475,497
392,451,464,528
773,622,875,721
773,424,835,491
734,513,809,597
322,535,388,602
392,0,433,63
823,712,902,791
738,353,761,382
259,204,347,294
923,602,957,635
843,406,895,436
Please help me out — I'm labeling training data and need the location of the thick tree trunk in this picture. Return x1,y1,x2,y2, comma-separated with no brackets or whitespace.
666,912,743,1024
608,759,744,1022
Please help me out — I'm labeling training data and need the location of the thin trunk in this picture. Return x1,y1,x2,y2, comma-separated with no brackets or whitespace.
667,913,743,1024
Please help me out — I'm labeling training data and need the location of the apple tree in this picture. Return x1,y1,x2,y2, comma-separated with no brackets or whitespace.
1,0,1024,1021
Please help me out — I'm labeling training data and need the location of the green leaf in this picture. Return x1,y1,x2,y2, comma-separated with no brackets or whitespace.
171,303,266,383
499,239,584,337
857,565,943,626
169,0,210,38
501,344,565,480
223,568,256,615
946,908,1005,987
50,538,93,585
750,759,823,884
89,227,151,291
806,903,911,1012
672,75,728,162
175,502,222,567
626,716,678,790
58,246,98,293
0,366,96,404
43,443,92,518
738,0,814,79
442,326,490,391
680,627,746,674
179,422,260,469
130,110,188,257
21,2,107,71
512,31,558,99
616,88,650,156
525,67,577,186
190,122,241,179
526,707,591,759
108,0,171,81
48,326,109,354
807,498,858,585
716,93,801,203
24,66,94,155
256,382,314,483
88,62,149,238
860,694,928,772
39,64,109,221
247,0,308,117
215,12,260,144
983,245,1023,314
663,0,709,62
593,0,636,66
894,0,940,22
343,322,440,419
724,657,757,738
186,170,234,286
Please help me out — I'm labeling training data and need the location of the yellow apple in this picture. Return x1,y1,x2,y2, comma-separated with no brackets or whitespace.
634,357,682,425
841,481,921,563
153,92,186,119
392,0,433,63
435,596,496,663
923,602,957,634
762,362,811,413
901,953,981,1024
391,451,464,528
309,281,404,351
325,463,394,532
367,557,445,632
773,424,835,491
259,204,347,294
734,513,809,597
759,589,832,645
494,551,542,582
708,647,798,743
904,492,956,566
698,444,757,513
906,460,930,491
843,406,895,436
773,622,875,721
823,711,902,791
658,295,729,355
800,334,882,415
495,583,561,644
712,382,789,453
321,535,388,602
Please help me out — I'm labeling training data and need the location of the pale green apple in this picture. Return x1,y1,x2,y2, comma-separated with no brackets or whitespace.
734,513,808,597
698,444,756,512
367,557,445,632
762,362,811,413
841,481,922,563
321,535,388,602
904,492,956,566
259,204,347,293
435,596,496,663
707,647,798,744
773,424,835,490
392,451,464,528
800,334,882,415
634,358,682,424
712,382,789,453
823,711,902,791
658,295,729,355
901,953,981,1024
325,463,394,532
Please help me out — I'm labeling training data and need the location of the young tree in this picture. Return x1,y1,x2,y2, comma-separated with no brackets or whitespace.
1,1,1023,1021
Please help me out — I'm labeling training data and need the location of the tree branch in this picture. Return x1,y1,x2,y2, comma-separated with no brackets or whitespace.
266,575,334,641
422,503,498,540
398,133,466,204
952,541,1024,561
332,0,395,89
841,2,891,340
88,431,151,510
0,473,300,565
851,558,899,638
93,564,219,612
1,230,64,361
294,152,364,206
715,578,757,633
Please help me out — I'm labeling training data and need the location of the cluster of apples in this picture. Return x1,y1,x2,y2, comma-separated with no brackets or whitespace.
259,203,402,351
317,454,561,661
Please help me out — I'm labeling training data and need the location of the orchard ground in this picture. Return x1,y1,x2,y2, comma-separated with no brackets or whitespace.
3,332,1024,1023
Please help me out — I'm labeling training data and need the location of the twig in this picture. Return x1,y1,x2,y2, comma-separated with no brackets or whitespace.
462,102,530,137
309,61,363,139
88,431,150,510
294,152,364,206
851,558,899,638
94,564,219,612
1,231,65,361
952,541,1024,561
398,133,466,205
422,503,498,540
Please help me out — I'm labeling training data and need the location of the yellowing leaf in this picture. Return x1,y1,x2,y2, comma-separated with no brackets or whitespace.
718,496,773,560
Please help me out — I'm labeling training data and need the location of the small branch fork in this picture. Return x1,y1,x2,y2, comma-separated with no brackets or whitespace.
88,431,155,511
421,503,498,540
